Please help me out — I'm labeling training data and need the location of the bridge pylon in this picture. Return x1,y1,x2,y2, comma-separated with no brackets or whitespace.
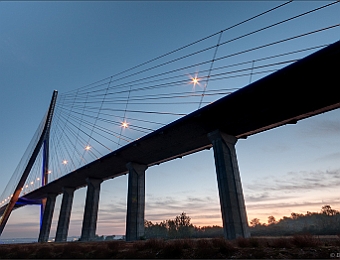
0,90,58,236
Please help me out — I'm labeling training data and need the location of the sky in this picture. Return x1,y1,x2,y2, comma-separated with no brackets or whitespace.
0,1,340,239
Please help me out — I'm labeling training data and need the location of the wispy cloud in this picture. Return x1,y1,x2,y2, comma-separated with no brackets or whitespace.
245,192,295,203
246,168,340,193
247,198,340,210
314,152,340,162
297,119,340,138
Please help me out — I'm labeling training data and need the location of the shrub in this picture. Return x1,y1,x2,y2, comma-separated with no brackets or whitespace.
195,239,214,258
291,234,321,248
106,240,122,251
211,237,236,255
249,237,260,247
235,237,250,248
6,247,30,259
177,238,194,249
133,240,146,251
144,238,166,251
162,241,183,258
270,237,292,248
34,245,53,258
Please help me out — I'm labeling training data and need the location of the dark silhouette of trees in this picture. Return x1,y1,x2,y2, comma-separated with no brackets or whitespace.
321,204,339,216
249,218,261,227
268,215,276,224
145,212,195,239
250,204,340,236
145,205,340,239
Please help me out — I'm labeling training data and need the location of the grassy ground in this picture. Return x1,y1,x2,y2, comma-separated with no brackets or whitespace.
0,234,339,258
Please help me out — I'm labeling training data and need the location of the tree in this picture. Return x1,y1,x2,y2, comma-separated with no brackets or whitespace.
321,205,339,216
291,212,304,220
268,215,276,224
250,218,261,227
175,212,194,238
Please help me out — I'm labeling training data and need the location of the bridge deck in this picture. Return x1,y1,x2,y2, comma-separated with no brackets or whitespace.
1,40,340,214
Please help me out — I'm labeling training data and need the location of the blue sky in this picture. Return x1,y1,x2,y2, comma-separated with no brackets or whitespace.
0,1,340,239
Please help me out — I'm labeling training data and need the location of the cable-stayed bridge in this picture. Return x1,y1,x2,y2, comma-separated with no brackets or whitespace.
0,2,339,242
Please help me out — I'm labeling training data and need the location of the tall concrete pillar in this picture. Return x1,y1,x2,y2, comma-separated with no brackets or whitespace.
38,193,57,243
55,187,75,242
80,178,102,241
208,130,250,240
125,162,147,241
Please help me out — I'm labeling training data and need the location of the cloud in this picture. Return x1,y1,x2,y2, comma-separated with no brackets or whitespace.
245,192,295,203
314,152,340,162
246,168,340,193
261,143,290,154
297,118,340,138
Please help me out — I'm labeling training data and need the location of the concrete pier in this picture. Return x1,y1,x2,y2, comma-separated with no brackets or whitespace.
125,162,147,241
55,187,75,242
208,130,250,240
80,178,102,241
38,193,57,243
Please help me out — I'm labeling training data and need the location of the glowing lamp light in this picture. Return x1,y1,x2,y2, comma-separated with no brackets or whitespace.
25,185,28,188
30,181,34,185
62,160,68,165
85,145,91,151
121,121,129,128
191,76,199,86
189,74,201,89
37,177,40,181
48,170,52,174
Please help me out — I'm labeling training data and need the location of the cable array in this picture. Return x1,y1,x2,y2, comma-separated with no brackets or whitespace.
0,1,339,210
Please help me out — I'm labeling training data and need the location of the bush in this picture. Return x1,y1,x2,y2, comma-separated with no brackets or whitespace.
211,237,236,255
235,237,250,248
162,241,183,258
34,245,53,258
270,237,292,248
291,234,321,248
145,238,166,251
249,237,260,247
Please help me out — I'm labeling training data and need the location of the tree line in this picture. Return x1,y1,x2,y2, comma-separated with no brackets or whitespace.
144,205,340,239
249,204,340,236
144,212,223,239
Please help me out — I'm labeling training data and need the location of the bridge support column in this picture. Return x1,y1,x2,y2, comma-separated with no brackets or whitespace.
208,130,250,240
38,193,57,243
80,178,102,241
125,162,147,241
55,187,75,242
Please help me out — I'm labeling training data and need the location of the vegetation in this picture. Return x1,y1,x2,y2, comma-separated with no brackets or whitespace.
0,235,339,258
144,205,340,239
249,204,340,236
0,205,339,258
145,212,223,239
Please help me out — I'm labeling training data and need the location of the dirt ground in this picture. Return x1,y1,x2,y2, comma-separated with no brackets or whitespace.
0,235,339,259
